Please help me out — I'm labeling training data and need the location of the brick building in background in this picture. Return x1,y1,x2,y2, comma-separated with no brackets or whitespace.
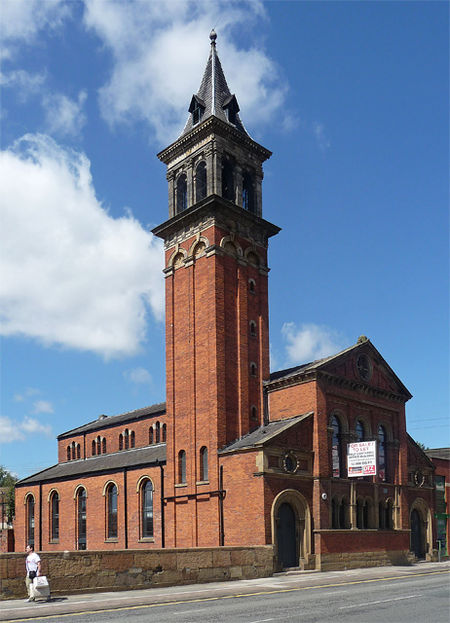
426,448,450,557
14,33,438,570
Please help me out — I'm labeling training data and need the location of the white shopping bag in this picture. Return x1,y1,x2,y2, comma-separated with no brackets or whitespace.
32,575,50,599
33,576,49,588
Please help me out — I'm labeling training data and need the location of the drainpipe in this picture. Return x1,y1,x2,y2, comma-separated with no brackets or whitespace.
123,467,128,549
219,465,225,546
38,483,42,551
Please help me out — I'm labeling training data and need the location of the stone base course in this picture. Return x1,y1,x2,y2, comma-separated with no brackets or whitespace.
318,549,416,571
0,546,274,600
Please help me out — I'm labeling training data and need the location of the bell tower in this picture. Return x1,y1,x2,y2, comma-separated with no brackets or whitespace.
153,31,280,547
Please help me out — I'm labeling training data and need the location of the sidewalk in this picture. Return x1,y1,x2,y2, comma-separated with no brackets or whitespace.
1,561,449,621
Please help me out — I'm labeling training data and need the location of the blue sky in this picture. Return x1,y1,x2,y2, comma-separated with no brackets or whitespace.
1,0,448,479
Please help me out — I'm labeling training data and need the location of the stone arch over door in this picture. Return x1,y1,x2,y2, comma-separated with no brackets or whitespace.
271,489,311,570
410,498,432,560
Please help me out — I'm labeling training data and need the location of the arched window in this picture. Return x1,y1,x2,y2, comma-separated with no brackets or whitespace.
248,279,256,293
50,491,59,541
242,172,255,213
124,429,129,450
200,447,208,481
71,442,76,460
222,159,234,201
76,443,81,460
250,362,257,377
119,433,123,451
178,450,186,484
378,425,387,481
355,420,365,442
155,421,160,444
195,162,207,202
176,174,187,213
130,431,135,448
102,438,106,454
249,321,257,338
331,416,342,478
91,440,96,456
141,480,153,538
76,488,87,550
106,484,118,539
339,498,349,529
67,446,71,461
162,423,167,443
96,436,101,455
385,499,393,529
26,495,35,547
149,427,154,445
357,498,370,529
250,405,258,421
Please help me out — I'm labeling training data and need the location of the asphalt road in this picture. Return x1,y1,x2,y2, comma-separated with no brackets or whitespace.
2,564,449,623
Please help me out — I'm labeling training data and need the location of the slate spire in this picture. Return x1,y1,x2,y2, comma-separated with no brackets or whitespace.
181,30,249,136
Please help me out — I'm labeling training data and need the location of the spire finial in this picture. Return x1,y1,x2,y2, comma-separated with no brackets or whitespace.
210,29,217,45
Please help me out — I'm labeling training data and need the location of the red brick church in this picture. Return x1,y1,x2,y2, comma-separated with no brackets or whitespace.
15,32,436,570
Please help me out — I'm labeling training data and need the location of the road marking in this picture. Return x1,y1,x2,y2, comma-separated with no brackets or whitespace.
2,570,448,623
339,594,423,609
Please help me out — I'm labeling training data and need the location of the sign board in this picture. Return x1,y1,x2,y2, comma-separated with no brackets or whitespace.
347,441,377,477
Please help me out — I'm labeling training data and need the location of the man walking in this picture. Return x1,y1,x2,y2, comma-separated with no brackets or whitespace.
24,544,41,602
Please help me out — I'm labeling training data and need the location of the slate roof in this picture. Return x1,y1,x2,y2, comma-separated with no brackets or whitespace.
426,448,450,461
181,30,249,137
219,412,313,454
57,402,166,440
16,444,166,486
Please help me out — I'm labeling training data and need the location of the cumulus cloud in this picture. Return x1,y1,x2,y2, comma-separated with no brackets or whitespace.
0,69,46,100
281,322,348,365
1,0,70,48
0,133,164,358
43,90,87,137
0,415,52,443
124,367,152,385
83,0,288,143
31,400,54,415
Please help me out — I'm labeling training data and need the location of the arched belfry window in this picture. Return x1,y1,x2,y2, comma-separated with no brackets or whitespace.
195,162,207,202
155,421,160,444
242,172,255,213
222,158,234,201
176,174,187,213
162,423,167,442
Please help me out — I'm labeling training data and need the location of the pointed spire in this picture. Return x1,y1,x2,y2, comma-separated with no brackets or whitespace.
181,31,249,137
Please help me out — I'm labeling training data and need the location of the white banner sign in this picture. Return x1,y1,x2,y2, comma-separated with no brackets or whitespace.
347,441,377,477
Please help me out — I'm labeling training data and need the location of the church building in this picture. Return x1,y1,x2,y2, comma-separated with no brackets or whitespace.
14,32,436,571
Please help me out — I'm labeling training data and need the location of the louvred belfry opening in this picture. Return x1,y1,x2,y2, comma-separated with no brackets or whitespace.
153,31,280,548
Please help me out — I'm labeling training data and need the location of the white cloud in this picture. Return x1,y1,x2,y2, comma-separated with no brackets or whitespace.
0,415,52,443
1,0,70,47
124,367,152,385
312,121,330,151
13,387,40,402
0,133,164,358
32,400,54,415
83,0,288,143
0,69,46,100
43,90,87,137
281,322,348,365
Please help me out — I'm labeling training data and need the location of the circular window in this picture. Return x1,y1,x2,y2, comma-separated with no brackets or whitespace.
357,354,372,381
283,452,298,474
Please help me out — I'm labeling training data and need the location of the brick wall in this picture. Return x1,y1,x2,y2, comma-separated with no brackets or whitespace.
0,545,274,600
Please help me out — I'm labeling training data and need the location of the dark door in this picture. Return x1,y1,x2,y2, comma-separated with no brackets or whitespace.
410,509,425,559
277,502,298,568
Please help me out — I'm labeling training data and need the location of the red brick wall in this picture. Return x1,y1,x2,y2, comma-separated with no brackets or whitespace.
317,529,410,553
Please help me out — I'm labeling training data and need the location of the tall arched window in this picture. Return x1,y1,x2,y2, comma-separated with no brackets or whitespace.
222,159,234,201
378,425,387,481
242,172,255,213
102,438,106,454
249,320,257,338
141,480,153,538
96,436,101,455
119,433,123,451
130,431,135,448
76,488,87,550
67,446,71,461
250,406,258,421
26,495,35,547
176,174,187,213
356,498,370,529
91,440,96,456
331,416,342,478
200,447,208,481
162,423,167,443
76,443,81,460
178,450,186,484
106,484,118,539
124,429,129,450
195,162,207,202
50,491,59,541
71,442,76,460
355,420,365,442
149,427,154,445
155,422,160,444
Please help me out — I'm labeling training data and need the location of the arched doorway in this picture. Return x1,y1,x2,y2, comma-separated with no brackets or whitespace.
410,508,425,559
277,503,298,568
272,490,311,570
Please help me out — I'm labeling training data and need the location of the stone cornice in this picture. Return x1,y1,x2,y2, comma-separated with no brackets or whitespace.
157,116,272,165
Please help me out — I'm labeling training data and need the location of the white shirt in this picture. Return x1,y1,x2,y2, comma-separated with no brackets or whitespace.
26,552,40,573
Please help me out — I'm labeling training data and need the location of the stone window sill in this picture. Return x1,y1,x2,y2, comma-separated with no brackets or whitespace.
138,537,155,543
175,483,187,488
196,480,210,486
105,538,118,543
